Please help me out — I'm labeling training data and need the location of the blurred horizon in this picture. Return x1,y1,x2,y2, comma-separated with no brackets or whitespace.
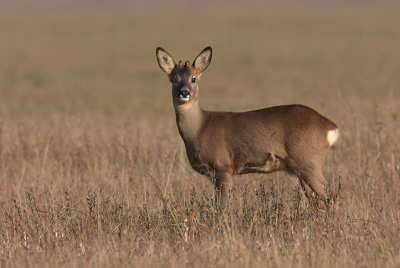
1,0,399,123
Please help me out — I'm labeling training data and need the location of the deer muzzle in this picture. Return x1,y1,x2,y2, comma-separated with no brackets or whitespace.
178,89,191,102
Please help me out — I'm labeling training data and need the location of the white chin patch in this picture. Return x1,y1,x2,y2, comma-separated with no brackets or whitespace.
179,96,190,102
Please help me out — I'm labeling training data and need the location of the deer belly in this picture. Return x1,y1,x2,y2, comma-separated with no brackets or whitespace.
235,153,285,175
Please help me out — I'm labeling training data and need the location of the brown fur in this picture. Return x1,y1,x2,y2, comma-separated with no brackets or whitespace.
156,47,339,206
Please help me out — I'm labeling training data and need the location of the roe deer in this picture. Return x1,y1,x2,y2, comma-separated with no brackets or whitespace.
156,47,339,207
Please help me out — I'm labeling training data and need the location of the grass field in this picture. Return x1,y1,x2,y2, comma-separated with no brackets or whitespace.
1,0,400,267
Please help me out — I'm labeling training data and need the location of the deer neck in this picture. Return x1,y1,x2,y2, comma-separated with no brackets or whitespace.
174,100,205,143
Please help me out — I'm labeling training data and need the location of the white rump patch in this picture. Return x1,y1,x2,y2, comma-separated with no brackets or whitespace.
327,129,339,147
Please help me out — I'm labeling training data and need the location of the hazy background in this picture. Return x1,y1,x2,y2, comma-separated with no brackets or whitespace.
1,0,399,122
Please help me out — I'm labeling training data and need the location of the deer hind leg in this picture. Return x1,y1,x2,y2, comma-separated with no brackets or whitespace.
298,168,339,210
300,169,329,199
287,156,328,200
298,177,313,198
213,171,233,204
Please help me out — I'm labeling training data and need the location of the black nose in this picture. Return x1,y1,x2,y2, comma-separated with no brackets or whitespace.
179,90,191,98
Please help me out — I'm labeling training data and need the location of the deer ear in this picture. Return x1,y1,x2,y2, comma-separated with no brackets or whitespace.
192,47,212,73
156,47,176,74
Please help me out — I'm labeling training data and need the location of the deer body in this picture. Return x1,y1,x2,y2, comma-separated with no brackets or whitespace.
157,47,339,205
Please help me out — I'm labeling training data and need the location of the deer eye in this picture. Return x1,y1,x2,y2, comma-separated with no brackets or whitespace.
172,77,178,83
191,77,196,83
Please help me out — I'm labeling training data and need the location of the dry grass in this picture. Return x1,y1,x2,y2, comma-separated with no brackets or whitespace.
1,0,400,267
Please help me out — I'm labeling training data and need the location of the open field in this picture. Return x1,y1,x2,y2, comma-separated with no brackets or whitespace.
1,0,400,267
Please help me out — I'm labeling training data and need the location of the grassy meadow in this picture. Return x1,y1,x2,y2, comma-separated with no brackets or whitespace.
1,0,400,267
